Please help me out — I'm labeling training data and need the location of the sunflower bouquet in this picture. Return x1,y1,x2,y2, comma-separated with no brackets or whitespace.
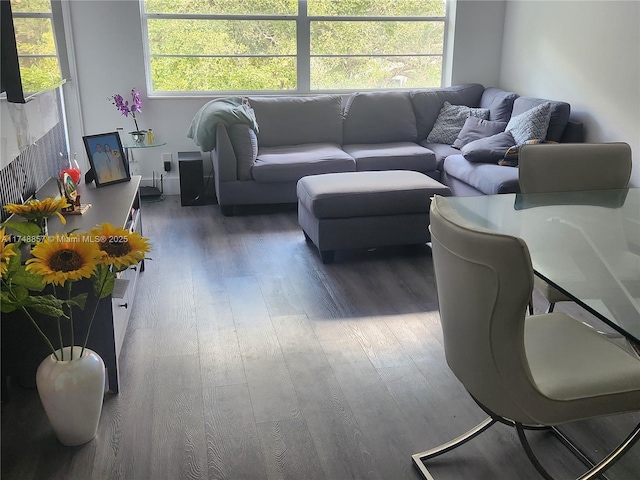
1,212,150,361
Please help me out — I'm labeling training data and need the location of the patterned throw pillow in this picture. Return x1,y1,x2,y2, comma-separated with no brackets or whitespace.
505,102,552,145
498,139,558,167
426,102,490,145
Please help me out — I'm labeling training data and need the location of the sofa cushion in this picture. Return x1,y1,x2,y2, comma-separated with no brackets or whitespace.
506,102,551,145
419,142,459,170
443,154,520,195
410,84,485,139
426,102,490,145
343,142,437,174
228,124,258,180
252,143,355,183
510,97,570,142
343,91,417,144
461,131,516,163
249,95,343,147
479,88,519,122
452,117,507,149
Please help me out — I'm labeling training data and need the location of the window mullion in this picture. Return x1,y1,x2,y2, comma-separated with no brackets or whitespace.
297,0,310,93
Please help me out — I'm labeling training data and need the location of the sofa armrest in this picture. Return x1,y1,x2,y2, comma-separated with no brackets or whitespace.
560,120,584,143
211,123,238,182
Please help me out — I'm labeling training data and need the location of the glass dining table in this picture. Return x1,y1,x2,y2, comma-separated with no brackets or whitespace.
444,188,640,345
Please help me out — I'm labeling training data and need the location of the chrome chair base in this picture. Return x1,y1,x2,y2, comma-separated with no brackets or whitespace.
412,409,640,480
412,418,496,480
528,300,556,315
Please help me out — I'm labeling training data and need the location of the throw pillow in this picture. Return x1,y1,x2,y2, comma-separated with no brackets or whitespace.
499,139,559,167
452,117,507,149
461,131,516,163
426,101,490,145
228,123,258,180
510,97,570,142
506,102,552,145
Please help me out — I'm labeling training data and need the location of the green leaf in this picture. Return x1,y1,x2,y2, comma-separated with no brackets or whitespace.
0,303,20,313
99,273,115,299
11,265,46,291
93,265,115,299
24,294,67,318
67,293,88,310
0,290,20,312
13,285,29,303
1,220,41,239
0,285,29,312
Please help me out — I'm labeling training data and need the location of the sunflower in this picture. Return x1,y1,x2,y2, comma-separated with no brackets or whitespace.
0,228,17,278
26,235,102,286
4,197,70,225
90,223,150,270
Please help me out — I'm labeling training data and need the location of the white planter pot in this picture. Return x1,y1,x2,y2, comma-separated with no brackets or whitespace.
36,346,106,446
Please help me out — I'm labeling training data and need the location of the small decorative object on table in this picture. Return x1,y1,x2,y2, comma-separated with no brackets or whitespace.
108,88,145,144
83,132,131,188
0,209,151,446
59,153,82,184
129,130,147,144
57,173,91,215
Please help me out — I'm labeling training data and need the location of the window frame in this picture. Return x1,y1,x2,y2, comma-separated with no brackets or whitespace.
9,0,67,97
140,1,449,97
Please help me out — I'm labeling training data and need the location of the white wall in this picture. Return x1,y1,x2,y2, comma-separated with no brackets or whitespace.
499,0,640,186
447,0,506,87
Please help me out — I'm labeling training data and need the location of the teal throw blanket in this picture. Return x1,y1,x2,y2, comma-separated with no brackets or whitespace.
187,96,259,151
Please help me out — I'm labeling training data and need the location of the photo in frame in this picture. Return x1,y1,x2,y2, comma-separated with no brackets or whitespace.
82,132,130,187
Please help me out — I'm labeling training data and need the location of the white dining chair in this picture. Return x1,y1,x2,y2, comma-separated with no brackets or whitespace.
518,142,632,313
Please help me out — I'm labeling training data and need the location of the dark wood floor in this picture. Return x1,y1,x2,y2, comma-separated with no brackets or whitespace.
2,195,639,480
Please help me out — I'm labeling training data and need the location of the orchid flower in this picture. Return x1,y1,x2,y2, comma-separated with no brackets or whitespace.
109,89,142,131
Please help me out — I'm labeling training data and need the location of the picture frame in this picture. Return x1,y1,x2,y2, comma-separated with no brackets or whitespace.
82,132,130,187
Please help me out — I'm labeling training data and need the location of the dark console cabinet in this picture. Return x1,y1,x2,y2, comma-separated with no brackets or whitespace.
1,176,144,395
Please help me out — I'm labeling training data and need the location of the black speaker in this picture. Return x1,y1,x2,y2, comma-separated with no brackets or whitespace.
179,152,204,206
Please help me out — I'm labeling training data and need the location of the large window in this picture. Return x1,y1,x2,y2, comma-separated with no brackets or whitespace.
142,0,447,94
10,0,62,94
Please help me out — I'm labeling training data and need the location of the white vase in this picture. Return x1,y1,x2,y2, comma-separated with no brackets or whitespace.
36,346,106,446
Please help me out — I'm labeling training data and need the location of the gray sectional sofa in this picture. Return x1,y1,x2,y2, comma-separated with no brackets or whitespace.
207,84,583,214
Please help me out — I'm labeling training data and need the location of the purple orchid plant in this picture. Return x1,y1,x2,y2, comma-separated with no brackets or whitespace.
110,89,143,132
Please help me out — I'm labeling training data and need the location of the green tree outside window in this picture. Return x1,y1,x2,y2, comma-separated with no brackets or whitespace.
143,0,447,93
10,0,62,94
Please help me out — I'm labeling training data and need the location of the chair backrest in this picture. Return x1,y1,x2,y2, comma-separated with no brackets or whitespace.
519,143,632,193
429,195,539,423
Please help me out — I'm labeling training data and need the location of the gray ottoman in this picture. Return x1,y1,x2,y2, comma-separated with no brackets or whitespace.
297,171,451,263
